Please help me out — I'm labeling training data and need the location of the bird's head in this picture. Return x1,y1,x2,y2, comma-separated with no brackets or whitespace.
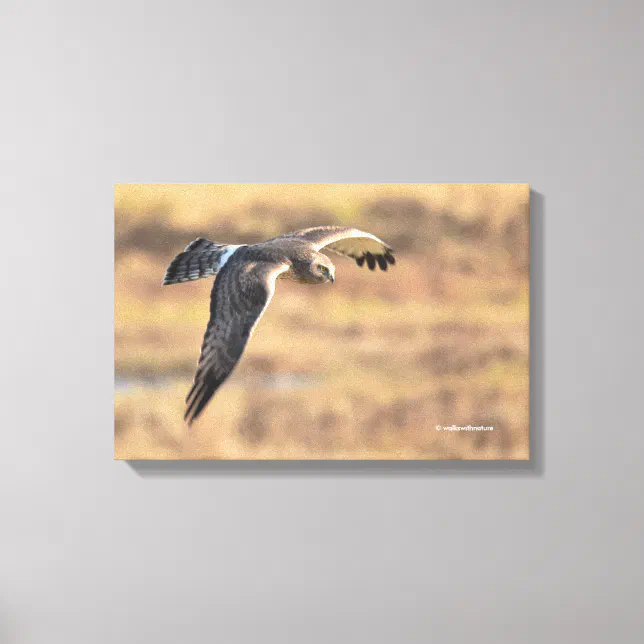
310,253,335,284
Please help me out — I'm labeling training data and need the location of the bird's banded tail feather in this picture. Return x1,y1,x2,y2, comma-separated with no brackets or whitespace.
162,238,244,285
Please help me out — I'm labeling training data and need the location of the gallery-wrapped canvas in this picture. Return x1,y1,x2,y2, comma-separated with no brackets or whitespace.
115,184,530,460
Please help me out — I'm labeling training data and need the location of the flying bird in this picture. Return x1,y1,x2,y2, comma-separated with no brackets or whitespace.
162,226,396,424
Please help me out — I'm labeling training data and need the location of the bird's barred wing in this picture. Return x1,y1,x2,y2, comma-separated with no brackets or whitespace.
184,259,289,424
287,226,395,271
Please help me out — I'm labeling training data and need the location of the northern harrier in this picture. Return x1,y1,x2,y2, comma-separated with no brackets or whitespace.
163,226,396,424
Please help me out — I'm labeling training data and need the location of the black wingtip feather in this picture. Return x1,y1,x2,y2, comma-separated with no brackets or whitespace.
185,380,223,425
184,383,206,425
356,250,396,271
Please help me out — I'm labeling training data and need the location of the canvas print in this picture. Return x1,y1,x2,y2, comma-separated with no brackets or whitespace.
115,184,529,460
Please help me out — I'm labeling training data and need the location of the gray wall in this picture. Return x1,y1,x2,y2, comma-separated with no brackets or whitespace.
2,1,643,643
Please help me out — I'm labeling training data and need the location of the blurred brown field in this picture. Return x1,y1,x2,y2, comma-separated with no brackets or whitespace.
114,184,529,460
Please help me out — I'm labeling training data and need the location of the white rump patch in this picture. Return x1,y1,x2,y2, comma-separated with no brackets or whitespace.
219,245,243,268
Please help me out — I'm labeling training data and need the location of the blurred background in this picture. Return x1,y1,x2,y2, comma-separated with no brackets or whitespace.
115,184,529,459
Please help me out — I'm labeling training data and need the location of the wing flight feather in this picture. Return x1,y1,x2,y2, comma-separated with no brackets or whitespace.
285,226,395,271
184,258,289,424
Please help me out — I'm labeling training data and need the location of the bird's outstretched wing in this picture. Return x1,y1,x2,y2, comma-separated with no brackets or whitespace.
284,226,395,271
184,258,289,424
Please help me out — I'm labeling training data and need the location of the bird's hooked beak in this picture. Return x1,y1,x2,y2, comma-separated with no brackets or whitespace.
329,273,335,284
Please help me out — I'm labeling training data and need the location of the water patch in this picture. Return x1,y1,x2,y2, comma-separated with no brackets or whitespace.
251,373,320,390
115,372,319,393
115,376,176,393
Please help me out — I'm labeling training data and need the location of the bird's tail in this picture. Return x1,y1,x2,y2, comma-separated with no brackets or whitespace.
162,238,244,285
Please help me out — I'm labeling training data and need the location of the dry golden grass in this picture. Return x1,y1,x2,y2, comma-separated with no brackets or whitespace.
115,184,529,460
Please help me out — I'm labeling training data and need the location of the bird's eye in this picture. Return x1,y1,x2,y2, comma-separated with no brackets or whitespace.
320,265,327,274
